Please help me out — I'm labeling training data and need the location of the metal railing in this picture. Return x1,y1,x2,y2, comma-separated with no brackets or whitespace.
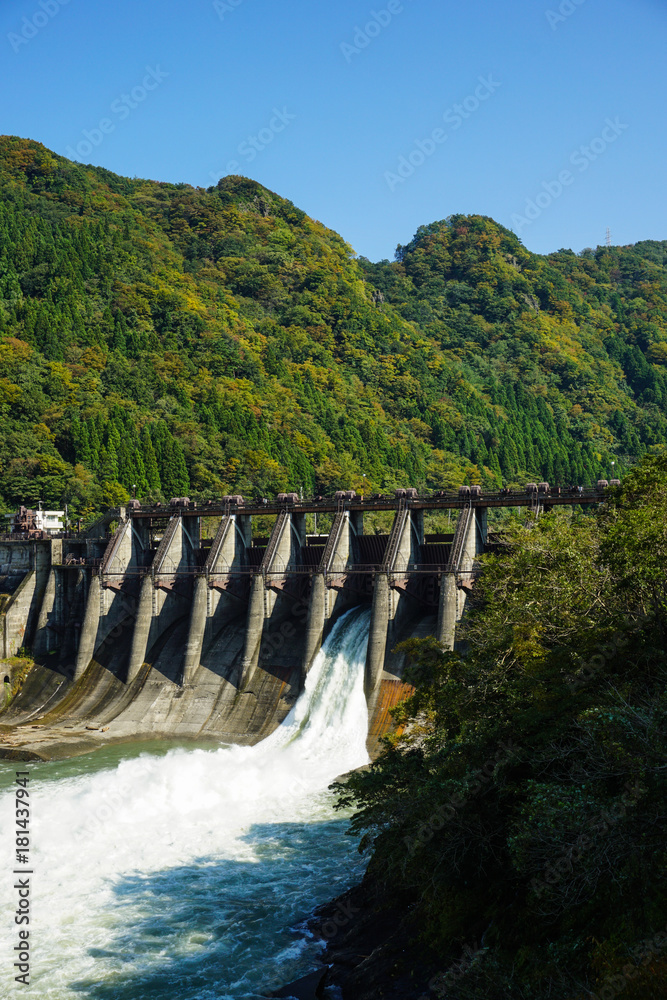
123,485,612,519
259,510,290,576
382,500,408,573
151,517,179,578
318,511,347,575
99,518,129,576
205,515,234,574
446,504,473,574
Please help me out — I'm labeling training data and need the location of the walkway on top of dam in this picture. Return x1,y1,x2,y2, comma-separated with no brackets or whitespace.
127,482,613,520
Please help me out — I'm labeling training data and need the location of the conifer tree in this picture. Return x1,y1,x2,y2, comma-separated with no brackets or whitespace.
132,450,149,497
161,438,189,496
88,419,101,468
117,437,134,488
140,425,161,492
99,441,119,482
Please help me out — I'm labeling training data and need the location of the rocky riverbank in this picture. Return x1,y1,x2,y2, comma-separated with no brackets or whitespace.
299,880,438,1000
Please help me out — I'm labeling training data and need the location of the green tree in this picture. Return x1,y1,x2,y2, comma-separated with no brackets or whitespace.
140,425,161,492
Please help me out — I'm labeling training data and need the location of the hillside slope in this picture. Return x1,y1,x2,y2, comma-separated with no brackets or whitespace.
1,136,666,517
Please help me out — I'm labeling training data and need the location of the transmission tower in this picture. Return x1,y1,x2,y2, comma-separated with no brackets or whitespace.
605,227,612,248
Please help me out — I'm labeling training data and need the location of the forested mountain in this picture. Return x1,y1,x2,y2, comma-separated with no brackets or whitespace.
1,135,666,517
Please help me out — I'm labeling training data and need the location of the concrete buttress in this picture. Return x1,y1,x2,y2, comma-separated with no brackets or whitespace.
126,575,154,683
300,509,365,683
437,506,488,649
365,573,390,698
363,505,425,697
240,574,266,688
74,517,146,679
74,574,101,680
33,566,57,658
182,575,208,684
139,515,199,683
437,573,458,650
302,572,327,682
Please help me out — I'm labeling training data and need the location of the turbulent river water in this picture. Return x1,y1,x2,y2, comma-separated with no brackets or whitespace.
0,606,372,999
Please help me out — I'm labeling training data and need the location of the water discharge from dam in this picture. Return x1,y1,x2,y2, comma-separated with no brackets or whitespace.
0,607,372,1000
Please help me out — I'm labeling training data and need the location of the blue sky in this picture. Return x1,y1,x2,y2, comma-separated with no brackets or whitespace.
1,0,665,260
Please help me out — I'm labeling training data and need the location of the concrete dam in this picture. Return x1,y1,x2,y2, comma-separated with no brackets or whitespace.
0,488,607,760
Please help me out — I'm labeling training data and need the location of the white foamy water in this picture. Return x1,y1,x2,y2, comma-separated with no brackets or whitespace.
0,607,371,999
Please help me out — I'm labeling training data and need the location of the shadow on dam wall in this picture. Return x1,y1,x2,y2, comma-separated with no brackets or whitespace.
1,610,308,758
0,502,488,760
1,605,428,761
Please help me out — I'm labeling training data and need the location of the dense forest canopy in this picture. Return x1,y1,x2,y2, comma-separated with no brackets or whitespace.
1,135,667,517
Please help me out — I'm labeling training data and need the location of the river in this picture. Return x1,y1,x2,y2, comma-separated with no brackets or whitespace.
0,606,372,999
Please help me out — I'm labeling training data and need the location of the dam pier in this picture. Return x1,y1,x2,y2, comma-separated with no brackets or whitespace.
0,485,610,759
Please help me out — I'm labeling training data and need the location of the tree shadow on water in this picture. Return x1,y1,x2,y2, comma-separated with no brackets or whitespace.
67,817,360,1000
